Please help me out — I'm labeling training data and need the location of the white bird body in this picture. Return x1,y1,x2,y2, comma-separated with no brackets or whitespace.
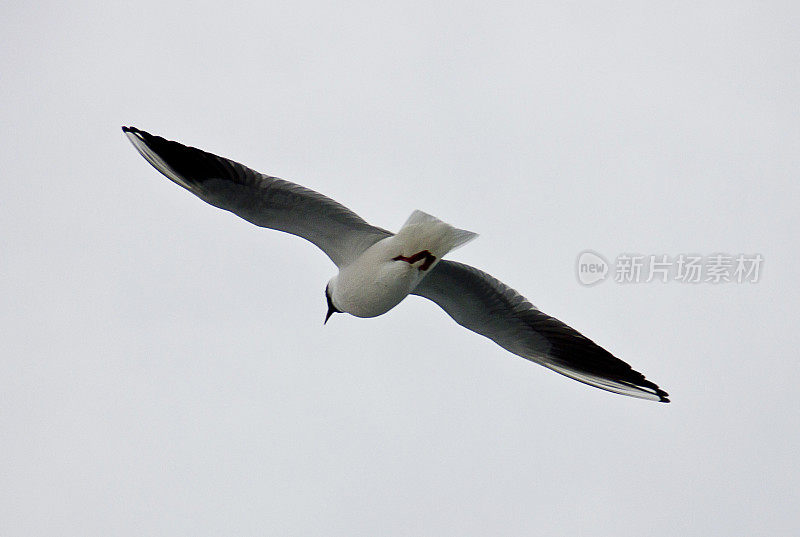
329,210,476,317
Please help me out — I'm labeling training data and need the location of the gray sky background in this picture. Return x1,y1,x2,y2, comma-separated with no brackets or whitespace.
2,1,799,535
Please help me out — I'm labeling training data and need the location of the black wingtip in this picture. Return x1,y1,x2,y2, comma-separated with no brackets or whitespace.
121,125,144,136
654,387,670,403
640,379,670,403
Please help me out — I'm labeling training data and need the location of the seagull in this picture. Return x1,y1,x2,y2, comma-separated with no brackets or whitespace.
122,126,669,402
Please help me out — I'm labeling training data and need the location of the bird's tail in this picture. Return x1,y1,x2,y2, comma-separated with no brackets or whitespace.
394,210,477,262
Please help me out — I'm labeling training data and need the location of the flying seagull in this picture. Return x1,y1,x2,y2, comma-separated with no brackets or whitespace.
122,126,669,402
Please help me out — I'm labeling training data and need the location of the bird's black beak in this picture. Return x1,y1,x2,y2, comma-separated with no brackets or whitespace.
324,285,340,325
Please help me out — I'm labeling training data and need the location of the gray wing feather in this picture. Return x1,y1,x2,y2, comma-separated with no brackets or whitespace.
413,260,669,402
123,127,390,267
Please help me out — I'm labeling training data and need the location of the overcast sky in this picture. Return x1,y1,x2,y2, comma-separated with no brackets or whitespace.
2,1,799,535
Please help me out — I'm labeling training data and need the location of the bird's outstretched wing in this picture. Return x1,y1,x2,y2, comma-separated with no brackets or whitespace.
122,127,390,267
413,260,669,402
